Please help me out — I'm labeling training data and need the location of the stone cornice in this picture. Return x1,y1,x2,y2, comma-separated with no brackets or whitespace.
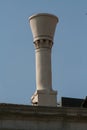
0,104,87,122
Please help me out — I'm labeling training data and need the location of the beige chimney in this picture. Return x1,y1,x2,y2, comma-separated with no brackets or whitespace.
29,13,59,106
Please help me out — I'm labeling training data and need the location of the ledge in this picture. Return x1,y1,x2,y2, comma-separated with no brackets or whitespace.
0,103,87,122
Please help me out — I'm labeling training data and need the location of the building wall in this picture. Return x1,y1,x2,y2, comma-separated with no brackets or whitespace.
0,120,87,130
0,104,87,130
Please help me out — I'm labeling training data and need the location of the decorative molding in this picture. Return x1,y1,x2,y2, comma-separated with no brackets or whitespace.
34,39,53,49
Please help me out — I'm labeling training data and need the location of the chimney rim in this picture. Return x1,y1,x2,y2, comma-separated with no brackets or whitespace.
29,13,59,23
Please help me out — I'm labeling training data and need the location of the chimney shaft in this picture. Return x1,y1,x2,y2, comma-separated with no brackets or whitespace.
29,13,59,106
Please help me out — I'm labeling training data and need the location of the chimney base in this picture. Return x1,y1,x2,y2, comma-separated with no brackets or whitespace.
31,90,57,107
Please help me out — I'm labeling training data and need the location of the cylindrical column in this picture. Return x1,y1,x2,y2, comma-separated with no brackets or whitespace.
29,13,59,106
35,39,52,91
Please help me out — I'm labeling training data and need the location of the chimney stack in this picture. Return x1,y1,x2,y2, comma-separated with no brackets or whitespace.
29,13,59,106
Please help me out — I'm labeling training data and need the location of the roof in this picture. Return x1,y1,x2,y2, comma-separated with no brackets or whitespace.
61,97,87,108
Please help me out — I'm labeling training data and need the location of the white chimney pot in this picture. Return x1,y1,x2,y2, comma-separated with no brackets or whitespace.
29,13,59,106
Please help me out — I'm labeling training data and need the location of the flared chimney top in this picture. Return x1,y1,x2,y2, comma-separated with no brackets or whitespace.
29,13,59,42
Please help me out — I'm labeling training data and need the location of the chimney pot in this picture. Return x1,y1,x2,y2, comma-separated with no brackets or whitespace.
29,13,59,106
